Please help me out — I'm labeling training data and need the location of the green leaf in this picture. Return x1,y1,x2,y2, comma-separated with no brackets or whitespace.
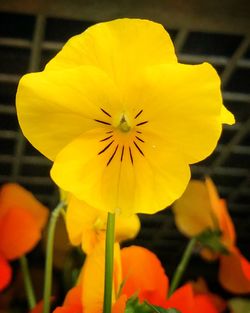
196,229,229,254
124,297,181,313
145,301,181,313
228,298,250,313
125,296,152,313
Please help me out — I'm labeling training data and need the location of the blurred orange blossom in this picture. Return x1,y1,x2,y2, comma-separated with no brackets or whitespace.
0,183,48,291
52,244,221,313
173,177,250,294
16,18,234,215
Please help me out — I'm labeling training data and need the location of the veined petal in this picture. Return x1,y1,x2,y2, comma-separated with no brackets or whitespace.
129,62,233,164
45,19,177,84
16,65,120,160
0,255,12,291
219,248,250,294
173,180,215,237
51,128,190,214
0,208,41,260
121,246,169,306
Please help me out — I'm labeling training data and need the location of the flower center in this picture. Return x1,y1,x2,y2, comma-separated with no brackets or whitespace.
118,114,131,133
94,108,148,166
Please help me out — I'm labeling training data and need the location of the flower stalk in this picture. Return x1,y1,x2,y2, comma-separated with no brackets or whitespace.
168,237,197,296
19,255,36,309
103,212,116,313
43,202,65,313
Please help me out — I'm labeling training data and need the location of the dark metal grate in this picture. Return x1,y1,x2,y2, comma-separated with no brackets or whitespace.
0,11,249,278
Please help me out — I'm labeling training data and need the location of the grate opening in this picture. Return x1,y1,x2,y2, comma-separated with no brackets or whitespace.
181,32,244,56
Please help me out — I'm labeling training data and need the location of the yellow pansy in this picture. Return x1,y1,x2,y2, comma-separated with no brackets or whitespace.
16,18,234,214
66,195,140,254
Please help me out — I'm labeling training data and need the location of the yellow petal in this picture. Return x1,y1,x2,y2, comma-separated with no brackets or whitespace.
46,19,177,84
115,214,140,243
51,127,190,214
81,240,105,313
221,105,235,125
66,195,140,253
130,62,230,164
65,195,101,248
16,65,119,160
81,242,120,313
173,180,215,237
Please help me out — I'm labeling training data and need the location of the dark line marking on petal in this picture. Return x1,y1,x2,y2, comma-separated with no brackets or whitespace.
106,130,113,134
107,145,119,166
129,147,134,165
94,119,111,125
135,136,144,143
136,121,148,126
101,108,112,118
134,109,143,119
98,140,114,155
133,141,144,156
120,146,124,162
136,130,142,134
100,135,113,142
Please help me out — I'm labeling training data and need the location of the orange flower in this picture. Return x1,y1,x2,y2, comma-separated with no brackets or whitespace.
53,286,83,313
173,177,250,294
120,246,168,307
0,183,49,291
165,283,220,313
53,244,220,313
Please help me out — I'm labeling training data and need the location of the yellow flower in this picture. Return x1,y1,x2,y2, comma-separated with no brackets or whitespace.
16,18,234,214
66,195,140,254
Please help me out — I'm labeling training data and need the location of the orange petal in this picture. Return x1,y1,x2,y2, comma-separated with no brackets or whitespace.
219,248,250,293
0,254,12,291
0,208,41,260
52,286,83,313
53,305,82,313
205,178,235,246
121,246,168,306
64,285,82,307
112,295,127,313
29,297,55,313
192,278,226,313
217,199,236,247
0,183,49,230
193,294,219,313
166,284,194,313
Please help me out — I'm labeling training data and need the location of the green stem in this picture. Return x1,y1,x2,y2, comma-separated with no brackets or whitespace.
19,255,36,309
103,212,116,313
43,202,65,313
168,238,197,297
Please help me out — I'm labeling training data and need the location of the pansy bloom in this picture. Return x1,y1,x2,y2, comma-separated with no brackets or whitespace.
0,183,48,291
66,195,140,254
16,19,234,214
173,177,250,294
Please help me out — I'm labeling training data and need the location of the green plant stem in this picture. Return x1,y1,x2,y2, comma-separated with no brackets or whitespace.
43,202,65,313
103,212,116,313
19,255,36,309
168,238,197,297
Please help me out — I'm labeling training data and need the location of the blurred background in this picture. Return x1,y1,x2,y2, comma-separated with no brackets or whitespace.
0,0,250,311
